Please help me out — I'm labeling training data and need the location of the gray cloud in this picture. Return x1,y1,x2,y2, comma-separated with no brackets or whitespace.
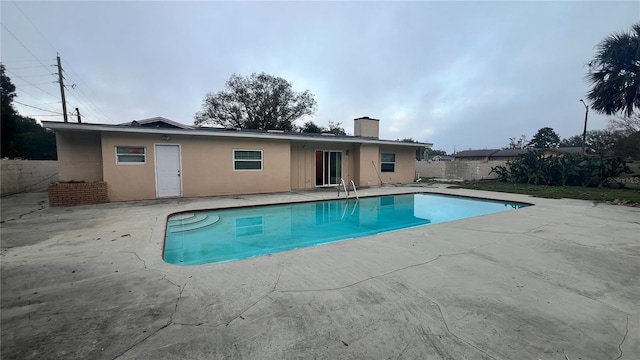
2,1,637,152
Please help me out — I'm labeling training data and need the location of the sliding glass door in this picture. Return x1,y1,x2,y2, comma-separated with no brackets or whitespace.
315,150,342,186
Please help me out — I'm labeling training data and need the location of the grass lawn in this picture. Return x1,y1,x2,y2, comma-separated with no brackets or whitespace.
451,181,640,205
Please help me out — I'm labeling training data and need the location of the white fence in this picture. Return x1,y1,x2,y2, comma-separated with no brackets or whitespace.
1,160,59,196
416,160,508,181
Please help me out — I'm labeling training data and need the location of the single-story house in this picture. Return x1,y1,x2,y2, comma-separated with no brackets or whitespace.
430,155,453,162
43,116,432,204
539,147,585,157
452,149,499,161
489,149,529,160
453,147,587,162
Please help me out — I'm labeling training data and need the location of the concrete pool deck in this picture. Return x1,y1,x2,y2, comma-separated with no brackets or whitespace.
1,185,638,359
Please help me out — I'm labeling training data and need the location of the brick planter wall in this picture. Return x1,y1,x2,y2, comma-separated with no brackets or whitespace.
48,182,108,207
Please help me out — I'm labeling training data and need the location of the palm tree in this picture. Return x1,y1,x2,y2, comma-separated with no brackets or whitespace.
586,22,640,117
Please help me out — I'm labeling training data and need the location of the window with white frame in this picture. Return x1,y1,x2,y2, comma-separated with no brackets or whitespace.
233,149,263,171
381,153,396,172
116,146,146,164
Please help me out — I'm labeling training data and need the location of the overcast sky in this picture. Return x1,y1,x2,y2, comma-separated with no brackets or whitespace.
2,1,638,152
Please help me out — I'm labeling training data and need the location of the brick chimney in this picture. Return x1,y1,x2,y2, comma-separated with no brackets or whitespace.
354,116,379,138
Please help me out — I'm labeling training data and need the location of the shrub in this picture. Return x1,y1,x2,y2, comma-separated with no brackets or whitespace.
490,150,630,187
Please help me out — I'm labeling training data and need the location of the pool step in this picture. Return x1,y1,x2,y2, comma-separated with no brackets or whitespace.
168,214,221,233
168,213,207,226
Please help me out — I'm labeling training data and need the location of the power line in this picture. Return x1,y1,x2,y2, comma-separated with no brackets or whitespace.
0,59,50,64
11,1,58,53
61,64,111,123
5,69,59,98
14,81,57,87
13,73,55,78
62,90,101,122
14,100,63,114
12,84,43,101
3,65,48,70
3,2,110,124
0,23,53,74
24,101,61,106
12,86,60,112
63,86,110,123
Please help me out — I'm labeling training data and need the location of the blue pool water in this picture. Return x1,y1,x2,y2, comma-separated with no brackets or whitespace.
163,193,529,265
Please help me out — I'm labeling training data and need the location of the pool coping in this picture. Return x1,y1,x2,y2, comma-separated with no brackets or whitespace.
161,190,535,263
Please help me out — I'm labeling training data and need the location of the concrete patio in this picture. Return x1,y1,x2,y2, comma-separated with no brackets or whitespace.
1,185,638,359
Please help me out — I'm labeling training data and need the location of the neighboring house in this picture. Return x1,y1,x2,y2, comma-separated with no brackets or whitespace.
540,147,585,157
43,116,431,202
453,148,584,161
489,149,529,161
121,116,194,129
452,149,499,161
430,155,453,162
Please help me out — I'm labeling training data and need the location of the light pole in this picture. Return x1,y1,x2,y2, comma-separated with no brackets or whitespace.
579,99,589,155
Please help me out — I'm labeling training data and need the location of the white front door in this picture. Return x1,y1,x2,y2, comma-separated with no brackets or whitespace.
155,144,181,198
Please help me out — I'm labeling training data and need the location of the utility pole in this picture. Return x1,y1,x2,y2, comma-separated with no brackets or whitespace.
579,99,589,155
56,54,68,122
75,107,81,123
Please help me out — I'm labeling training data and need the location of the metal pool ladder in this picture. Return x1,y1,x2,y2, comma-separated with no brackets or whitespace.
338,178,349,198
338,178,359,200
350,180,359,200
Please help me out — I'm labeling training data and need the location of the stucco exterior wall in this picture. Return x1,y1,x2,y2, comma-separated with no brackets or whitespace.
55,129,422,202
1,160,59,196
101,133,292,201
55,132,103,182
290,141,356,190
356,144,381,187
354,118,379,138
101,133,158,201
181,137,291,197
378,145,416,184
415,160,509,181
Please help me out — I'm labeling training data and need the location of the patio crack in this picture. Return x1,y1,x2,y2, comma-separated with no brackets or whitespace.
0,205,46,223
395,330,418,360
277,249,482,294
443,223,549,236
113,282,187,359
613,316,629,360
428,299,499,360
225,264,284,326
468,249,633,315
120,251,147,269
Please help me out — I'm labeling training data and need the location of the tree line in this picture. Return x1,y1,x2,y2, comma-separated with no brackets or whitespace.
505,119,639,158
1,64,56,160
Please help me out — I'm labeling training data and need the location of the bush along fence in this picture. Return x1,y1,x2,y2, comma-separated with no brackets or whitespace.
490,150,631,187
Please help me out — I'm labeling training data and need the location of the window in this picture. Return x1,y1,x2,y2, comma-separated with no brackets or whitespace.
234,150,262,171
381,153,395,172
116,146,146,164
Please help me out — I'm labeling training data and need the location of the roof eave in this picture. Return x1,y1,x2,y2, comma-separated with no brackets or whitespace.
42,122,432,147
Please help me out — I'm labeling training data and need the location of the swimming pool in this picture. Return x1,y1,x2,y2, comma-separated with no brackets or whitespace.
163,193,529,265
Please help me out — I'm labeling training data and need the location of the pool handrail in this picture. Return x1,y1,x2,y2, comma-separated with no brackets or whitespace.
338,178,349,198
350,180,359,200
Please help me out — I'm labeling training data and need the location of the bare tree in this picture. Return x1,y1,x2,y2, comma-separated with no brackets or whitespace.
606,114,640,137
505,135,527,149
